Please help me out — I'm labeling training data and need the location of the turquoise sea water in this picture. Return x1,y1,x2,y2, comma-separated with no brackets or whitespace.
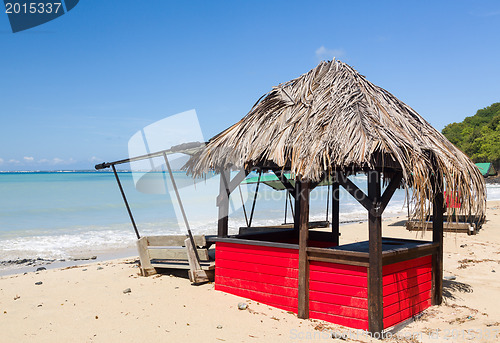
1,171,499,266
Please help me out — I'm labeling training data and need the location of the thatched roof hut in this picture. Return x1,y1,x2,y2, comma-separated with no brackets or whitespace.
185,60,488,333
188,59,486,219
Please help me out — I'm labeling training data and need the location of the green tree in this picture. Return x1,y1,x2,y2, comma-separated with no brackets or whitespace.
442,102,500,169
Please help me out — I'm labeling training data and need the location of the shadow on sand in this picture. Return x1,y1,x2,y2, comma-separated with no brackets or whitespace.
443,279,473,301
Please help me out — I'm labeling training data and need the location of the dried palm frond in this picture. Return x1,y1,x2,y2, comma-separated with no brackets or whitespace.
185,60,486,219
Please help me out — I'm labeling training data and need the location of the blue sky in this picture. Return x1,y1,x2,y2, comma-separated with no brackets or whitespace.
1,1,499,171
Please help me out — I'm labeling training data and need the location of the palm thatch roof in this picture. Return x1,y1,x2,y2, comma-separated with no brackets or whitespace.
187,60,486,218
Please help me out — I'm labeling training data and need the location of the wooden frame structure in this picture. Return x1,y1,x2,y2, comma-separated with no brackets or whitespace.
95,142,217,284
137,235,215,282
213,166,443,333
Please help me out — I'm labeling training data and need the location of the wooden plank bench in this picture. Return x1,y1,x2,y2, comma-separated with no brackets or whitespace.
406,221,477,235
137,235,215,283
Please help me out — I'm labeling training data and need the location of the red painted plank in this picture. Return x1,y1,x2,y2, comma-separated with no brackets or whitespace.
383,265,431,286
383,298,432,329
384,292,431,320
310,261,368,277
310,311,368,330
216,249,298,268
309,290,368,309
384,289,432,318
309,301,368,320
215,284,297,312
309,270,367,288
383,255,432,275
383,281,432,308
383,272,432,296
310,280,368,298
216,242,298,259
216,258,298,278
216,275,298,298
217,267,298,288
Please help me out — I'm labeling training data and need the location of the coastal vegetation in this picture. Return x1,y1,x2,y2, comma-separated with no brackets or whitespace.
442,102,500,168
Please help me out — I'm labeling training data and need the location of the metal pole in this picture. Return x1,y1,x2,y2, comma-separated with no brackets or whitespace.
326,181,330,222
248,169,262,227
163,152,200,262
112,165,140,239
407,193,410,219
284,190,288,224
288,191,295,219
238,185,249,227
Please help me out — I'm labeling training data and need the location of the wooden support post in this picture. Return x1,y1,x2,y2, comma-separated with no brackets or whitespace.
137,237,156,276
294,182,301,232
367,170,383,334
332,181,340,246
218,169,231,237
297,179,310,319
185,238,211,284
432,168,444,306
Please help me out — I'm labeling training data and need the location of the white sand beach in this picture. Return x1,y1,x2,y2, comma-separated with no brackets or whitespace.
1,201,499,343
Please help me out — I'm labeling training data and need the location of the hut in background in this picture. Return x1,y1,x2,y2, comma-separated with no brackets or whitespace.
475,162,497,178
187,60,486,334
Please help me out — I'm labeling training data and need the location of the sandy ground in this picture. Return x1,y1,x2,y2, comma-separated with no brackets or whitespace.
1,201,499,343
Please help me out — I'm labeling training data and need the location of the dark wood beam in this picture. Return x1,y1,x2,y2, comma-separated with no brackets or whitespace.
367,171,383,334
336,171,402,218
307,247,369,267
331,181,340,245
309,172,327,190
377,172,403,215
293,178,301,231
273,169,296,197
382,243,438,266
228,169,248,192
431,167,444,306
296,179,310,320
216,169,248,206
336,173,373,213
217,169,231,237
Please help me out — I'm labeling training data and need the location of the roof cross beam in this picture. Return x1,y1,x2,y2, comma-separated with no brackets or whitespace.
335,172,402,217
377,172,403,215
309,172,327,190
272,169,296,197
216,169,248,206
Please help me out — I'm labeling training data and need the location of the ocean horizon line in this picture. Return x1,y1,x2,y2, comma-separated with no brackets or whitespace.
0,169,189,173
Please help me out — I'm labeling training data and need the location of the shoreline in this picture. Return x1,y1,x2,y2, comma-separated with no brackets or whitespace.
0,213,406,277
0,246,138,277
0,197,496,277
1,195,497,277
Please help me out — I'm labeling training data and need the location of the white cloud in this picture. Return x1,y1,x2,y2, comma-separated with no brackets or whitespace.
315,46,345,62
35,157,76,165
23,156,34,162
90,156,101,162
8,159,20,164
0,158,3,164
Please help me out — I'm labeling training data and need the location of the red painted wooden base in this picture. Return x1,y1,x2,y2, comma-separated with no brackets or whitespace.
215,242,432,331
